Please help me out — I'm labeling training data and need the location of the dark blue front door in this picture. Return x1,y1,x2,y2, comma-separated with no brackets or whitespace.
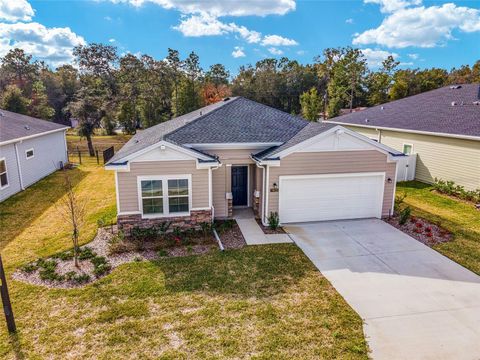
232,166,248,206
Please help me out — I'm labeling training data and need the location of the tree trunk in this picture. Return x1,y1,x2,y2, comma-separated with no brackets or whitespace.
86,132,95,157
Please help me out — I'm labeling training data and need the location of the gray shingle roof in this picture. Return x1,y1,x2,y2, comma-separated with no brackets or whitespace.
166,97,307,144
0,109,68,144
327,84,480,138
109,97,310,164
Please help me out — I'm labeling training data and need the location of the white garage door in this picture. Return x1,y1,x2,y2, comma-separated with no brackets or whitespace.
279,172,385,223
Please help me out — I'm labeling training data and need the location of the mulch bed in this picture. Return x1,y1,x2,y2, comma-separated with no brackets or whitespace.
13,226,220,289
255,218,285,234
385,215,452,247
214,220,246,249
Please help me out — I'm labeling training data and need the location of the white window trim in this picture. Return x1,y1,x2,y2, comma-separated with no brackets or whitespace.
137,174,192,219
25,148,34,159
0,157,9,189
402,143,414,155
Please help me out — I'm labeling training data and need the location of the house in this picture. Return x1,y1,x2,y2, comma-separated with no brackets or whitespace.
106,97,404,231
0,109,69,202
325,84,480,190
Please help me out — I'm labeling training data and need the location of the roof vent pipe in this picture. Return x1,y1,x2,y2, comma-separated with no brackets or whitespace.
451,101,457,106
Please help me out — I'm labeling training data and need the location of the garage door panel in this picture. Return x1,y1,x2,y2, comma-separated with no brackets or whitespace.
279,173,384,223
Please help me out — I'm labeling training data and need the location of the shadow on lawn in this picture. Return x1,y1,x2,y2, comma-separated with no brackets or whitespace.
153,244,313,298
0,167,88,252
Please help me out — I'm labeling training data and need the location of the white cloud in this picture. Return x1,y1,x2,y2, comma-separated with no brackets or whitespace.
361,48,398,67
354,3,480,48
346,18,354,24
174,13,297,48
0,0,34,22
109,38,116,42
408,53,419,59
107,0,296,17
364,0,421,13
261,34,298,46
232,46,246,58
296,49,306,55
0,22,86,66
268,47,283,55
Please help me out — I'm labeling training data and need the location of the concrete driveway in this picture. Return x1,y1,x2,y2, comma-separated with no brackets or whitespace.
285,219,480,360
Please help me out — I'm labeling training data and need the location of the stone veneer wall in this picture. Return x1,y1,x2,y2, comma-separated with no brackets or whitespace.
118,209,212,235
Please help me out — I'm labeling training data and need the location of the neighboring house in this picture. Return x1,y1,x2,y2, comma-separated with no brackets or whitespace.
0,109,69,202
325,84,480,190
106,97,404,230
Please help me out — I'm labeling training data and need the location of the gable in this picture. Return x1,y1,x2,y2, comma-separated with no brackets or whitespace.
130,144,196,163
296,130,373,153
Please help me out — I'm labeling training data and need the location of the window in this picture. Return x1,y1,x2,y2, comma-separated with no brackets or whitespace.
26,148,34,159
139,176,190,216
141,180,163,214
168,179,189,213
0,159,8,188
402,144,413,155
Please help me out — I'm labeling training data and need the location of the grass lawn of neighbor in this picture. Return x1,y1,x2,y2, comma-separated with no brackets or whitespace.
397,181,480,275
0,135,368,359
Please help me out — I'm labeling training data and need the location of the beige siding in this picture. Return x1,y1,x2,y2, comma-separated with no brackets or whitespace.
344,126,480,190
117,160,209,213
208,149,255,164
268,151,396,217
345,125,380,140
380,131,480,190
212,166,227,217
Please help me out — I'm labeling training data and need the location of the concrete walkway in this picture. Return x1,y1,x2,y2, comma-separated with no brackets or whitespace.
285,219,480,360
233,208,292,245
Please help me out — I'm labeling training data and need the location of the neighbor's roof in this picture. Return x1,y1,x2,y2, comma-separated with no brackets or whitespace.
0,109,68,144
108,97,309,164
326,84,480,139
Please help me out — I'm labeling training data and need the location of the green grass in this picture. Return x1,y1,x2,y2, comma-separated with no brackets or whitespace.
397,181,480,274
0,136,368,359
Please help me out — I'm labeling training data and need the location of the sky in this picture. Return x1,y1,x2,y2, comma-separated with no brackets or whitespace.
0,0,479,74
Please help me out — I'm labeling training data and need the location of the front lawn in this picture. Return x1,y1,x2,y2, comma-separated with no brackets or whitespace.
0,137,368,359
397,181,480,274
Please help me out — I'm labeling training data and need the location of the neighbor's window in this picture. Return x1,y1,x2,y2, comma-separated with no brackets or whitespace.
403,144,413,155
26,148,34,159
141,180,163,214
0,159,8,188
168,179,189,213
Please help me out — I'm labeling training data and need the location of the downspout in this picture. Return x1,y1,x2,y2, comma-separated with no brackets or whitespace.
264,165,270,227
13,142,24,190
210,164,222,222
255,162,266,225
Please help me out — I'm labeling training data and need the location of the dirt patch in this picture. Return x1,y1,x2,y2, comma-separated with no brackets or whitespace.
13,226,220,289
385,215,452,246
215,220,246,249
255,218,285,234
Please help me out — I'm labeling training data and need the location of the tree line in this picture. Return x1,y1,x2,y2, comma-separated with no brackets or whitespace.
0,45,479,154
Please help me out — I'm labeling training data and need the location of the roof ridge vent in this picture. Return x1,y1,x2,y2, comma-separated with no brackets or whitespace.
450,85,462,89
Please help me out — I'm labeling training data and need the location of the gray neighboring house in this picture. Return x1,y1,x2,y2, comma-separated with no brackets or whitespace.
0,109,69,202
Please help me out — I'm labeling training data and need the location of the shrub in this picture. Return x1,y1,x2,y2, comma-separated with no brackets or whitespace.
91,256,111,277
433,178,480,203
74,273,91,283
415,222,423,228
157,249,168,257
267,212,280,230
199,222,212,239
78,247,96,260
108,233,133,255
52,250,74,261
21,263,38,273
399,207,411,225
38,260,64,281
394,193,407,213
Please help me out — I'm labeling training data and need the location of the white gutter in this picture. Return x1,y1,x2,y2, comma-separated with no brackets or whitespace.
324,121,480,142
0,127,69,146
13,143,24,190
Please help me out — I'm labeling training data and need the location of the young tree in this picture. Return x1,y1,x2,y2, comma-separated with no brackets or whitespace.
1,84,30,114
166,48,182,112
58,169,85,268
300,87,321,121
